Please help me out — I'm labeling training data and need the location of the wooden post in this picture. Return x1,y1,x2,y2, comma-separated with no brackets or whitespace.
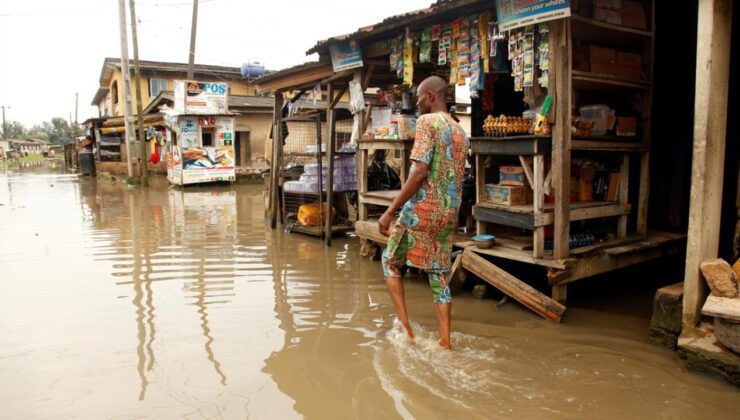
550,18,572,259
636,152,650,236
353,69,369,222
618,154,630,238
326,83,336,246
316,113,324,239
683,0,732,329
270,92,283,229
117,0,136,178
475,154,486,235
533,154,545,258
129,0,148,185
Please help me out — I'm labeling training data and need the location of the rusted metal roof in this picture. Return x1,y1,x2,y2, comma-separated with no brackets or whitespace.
251,61,327,85
306,0,485,55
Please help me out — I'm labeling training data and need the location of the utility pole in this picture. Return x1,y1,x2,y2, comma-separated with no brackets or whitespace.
1,105,9,140
187,0,199,80
118,0,136,178
129,0,148,185
74,93,79,136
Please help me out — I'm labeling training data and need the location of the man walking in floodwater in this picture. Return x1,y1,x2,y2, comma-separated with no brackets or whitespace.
379,75,467,349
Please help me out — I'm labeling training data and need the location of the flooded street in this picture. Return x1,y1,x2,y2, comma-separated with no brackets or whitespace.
1,166,738,419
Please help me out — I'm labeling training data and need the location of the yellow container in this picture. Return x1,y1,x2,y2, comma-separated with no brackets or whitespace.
297,204,336,226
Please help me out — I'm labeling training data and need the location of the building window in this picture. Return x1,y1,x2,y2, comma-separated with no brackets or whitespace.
149,78,168,98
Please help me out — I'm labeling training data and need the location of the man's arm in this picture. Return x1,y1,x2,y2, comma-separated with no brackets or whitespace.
378,161,429,236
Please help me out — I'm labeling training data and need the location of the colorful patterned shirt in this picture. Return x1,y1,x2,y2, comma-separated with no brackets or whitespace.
386,112,468,271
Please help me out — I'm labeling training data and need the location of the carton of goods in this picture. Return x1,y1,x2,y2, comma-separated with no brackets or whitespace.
297,204,336,226
574,45,617,77
616,51,642,79
393,115,417,140
484,184,533,206
621,1,647,30
499,166,528,186
616,117,637,136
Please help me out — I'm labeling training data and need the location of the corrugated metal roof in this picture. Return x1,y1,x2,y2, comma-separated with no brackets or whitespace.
251,61,327,85
306,0,484,55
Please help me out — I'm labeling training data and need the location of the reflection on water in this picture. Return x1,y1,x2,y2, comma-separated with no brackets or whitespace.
0,170,739,419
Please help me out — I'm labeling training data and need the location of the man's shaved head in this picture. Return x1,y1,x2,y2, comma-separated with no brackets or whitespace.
418,75,448,95
416,75,448,115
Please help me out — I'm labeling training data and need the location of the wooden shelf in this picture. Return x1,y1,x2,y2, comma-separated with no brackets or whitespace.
470,136,552,156
285,151,356,157
359,189,400,206
287,223,354,237
284,189,356,196
571,139,649,152
473,201,631,230
358,138,414,150
572,15,652,45
572,71,650,91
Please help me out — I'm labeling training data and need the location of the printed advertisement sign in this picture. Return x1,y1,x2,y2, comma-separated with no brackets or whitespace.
178,117,198,148
215,117,235,147
329,39,364,72
495,0,571,31
181,146,234,170
174,80,229,114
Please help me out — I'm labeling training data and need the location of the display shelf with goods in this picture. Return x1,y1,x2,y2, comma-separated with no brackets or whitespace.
279,109,357,239
467,1,682,305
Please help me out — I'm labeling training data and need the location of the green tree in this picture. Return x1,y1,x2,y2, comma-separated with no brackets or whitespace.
29,118,73,145
1,120,27,139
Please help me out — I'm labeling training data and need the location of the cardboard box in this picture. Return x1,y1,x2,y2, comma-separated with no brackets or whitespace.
616,117,638,136
484,184,533,206
616,51,642,79
621,1,647,30
594,7,621,25
499,166,528,186
574,45,617,76
577,168,596,202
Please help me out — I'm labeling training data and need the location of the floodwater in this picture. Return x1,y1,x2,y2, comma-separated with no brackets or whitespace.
1,164,738,419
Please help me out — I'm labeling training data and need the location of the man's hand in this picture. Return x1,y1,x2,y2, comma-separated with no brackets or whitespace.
378,209,394,237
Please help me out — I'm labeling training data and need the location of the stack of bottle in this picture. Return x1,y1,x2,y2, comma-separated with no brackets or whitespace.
283,156,357,193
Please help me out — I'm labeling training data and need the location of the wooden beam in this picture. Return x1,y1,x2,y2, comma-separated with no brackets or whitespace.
533,155,545,258
256,64,335,94
636,151,650,235
329,84,348,110
325,83,335,246
550,18,572,259
476,154,487,234
549,238,683,285
518,155,534,188
461,249,566,322
269,92,284,229
683,0,733,330
363,63,376,91
289,88,308,104
355,68,369,222
617,154,630,238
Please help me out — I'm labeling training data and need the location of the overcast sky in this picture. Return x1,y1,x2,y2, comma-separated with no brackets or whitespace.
0,0,433,128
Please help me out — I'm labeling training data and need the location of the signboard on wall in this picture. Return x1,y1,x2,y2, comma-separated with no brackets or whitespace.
174,80,229,114
215,117,235,147
495,0,571,31
178,117,198,148
329,39,364,72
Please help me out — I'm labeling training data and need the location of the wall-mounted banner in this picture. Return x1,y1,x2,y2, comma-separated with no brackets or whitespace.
495,0,571,31
174,80,229,114
329,39,364,72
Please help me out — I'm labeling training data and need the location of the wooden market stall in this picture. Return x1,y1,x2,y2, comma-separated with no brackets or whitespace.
254,64,358,243
294,0,691,319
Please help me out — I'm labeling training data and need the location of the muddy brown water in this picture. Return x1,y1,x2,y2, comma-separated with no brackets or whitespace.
1,166,738,419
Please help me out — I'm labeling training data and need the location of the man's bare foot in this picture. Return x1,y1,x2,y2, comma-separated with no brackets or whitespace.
438,339,451,350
